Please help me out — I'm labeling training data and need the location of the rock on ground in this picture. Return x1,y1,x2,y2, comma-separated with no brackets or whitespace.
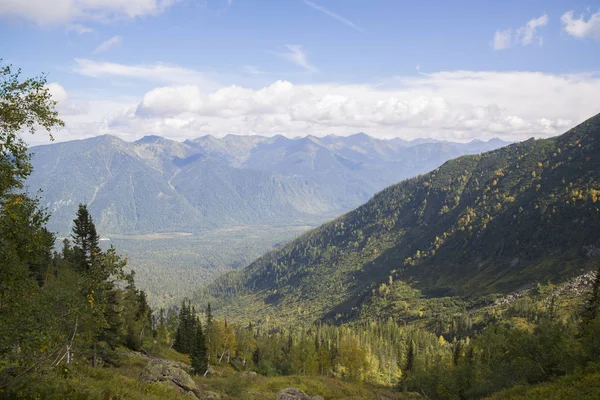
275,387,323,400
140,358,220,399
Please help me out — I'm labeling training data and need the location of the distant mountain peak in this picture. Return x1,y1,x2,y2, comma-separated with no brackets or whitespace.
89,134,126,146
348,132,371,140
135,135,167,144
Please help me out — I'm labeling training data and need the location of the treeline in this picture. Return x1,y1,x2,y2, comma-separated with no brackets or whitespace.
161,303,444,385
0,65,151,394
169,269,600,397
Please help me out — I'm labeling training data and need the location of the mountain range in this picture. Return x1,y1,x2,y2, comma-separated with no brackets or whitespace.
199,113,600,324
27,133,508,236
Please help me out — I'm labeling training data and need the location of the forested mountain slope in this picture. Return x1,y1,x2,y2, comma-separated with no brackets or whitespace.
27,133,506,235
200,113,600,323
27,135,333,234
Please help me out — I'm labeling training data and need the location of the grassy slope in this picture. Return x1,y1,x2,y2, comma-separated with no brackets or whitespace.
485,363,600,400
18,353,412,400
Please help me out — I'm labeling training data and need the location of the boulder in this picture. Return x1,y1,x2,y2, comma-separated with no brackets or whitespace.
140,359,201,398
275,388,323,400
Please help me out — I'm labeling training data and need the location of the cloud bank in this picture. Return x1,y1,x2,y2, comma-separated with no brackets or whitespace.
41,69,600,146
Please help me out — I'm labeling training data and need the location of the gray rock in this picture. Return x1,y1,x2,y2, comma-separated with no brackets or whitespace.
275,388,319,400
140,359,200,398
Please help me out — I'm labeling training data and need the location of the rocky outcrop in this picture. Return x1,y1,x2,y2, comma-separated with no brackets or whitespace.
275,387,323,400
140,358,219,399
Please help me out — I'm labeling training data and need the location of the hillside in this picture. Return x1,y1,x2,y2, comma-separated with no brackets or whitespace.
27,135,332,235
27,134,506,235
199,113,600,324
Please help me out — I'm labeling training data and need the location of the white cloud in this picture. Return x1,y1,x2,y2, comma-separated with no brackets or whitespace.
304,0,363,32
93,35,122,54
0,0,180,25
47,83,69,104
493,29,512,50
73,58,215,87
46,82,90,116
493,14,548,50
277,45,317,73
561,10,600,40
67,23,94,34
39,69,600,146
516,13,548,45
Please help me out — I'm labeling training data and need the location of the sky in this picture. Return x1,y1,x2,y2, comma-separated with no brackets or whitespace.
1,0,600,145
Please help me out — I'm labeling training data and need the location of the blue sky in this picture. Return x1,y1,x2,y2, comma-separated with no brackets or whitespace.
1,0,599,144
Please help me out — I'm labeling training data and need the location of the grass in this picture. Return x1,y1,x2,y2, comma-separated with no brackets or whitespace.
8,364,187,400
485,363,600,400
195,373,416,400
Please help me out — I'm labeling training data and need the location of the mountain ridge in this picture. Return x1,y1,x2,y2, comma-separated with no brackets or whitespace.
28,133,508,236
198,113,600,324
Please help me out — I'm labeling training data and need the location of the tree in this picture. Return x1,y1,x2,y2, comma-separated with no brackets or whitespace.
0,62,65,390
191,318,208,375
405,341,415,373
235,323,257,368
290,334,318,375
0,62,63,200
174,301,196,354
66,206,131,365
71,204,101,271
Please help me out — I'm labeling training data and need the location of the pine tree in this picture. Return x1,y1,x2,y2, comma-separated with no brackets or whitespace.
206,302,213,327
205,302,215,362
191,318,208,375
453,341,462,366
174,301,189,354
71,204,100,271
405,341,415,373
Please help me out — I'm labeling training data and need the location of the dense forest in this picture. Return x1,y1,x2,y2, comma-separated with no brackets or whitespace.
2,64,600,399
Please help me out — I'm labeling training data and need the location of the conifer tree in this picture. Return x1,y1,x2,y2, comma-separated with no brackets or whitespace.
174,301,189,354
71,204,100,271
191,318,208,375
405,341,415,373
